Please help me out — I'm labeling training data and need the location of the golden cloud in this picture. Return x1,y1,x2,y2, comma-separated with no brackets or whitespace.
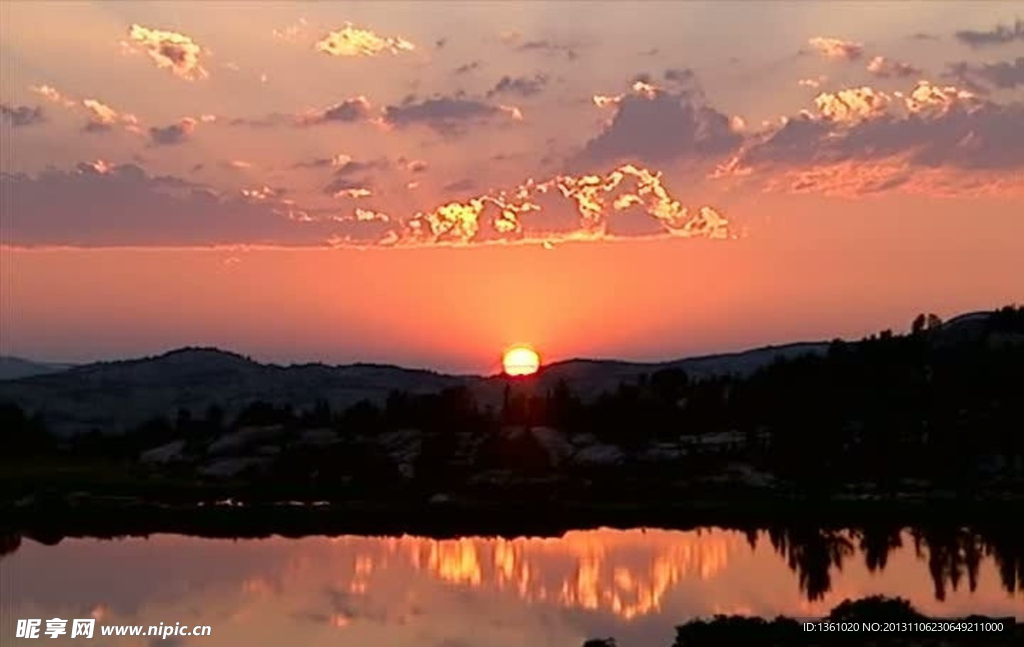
807,37,864,61
332,163,730,247
315,23,415,57
30,84,76,107
125,24,209,81
897,81,979,115
813,87,892,123
82,98,140,133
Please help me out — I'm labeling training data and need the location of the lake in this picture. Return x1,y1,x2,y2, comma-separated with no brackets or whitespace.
3,527,1022,646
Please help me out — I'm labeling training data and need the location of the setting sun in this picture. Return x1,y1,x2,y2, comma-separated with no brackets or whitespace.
503,346,541,376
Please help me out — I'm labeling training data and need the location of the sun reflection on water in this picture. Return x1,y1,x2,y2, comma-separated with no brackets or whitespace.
329,528,743,621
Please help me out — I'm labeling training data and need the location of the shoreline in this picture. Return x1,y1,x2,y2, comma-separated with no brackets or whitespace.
6,493,1024,541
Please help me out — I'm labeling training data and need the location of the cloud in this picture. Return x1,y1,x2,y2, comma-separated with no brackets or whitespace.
948,57,1024,90
486,74,549,98
324,175,371,197
297,97,373,125
315,23,415,57
442,178,477,193
954,19,1024,48
725,80,1024,196
380,164,728,246
323,157,387,196
575,80,741,168
396,157,428,173
502,32,580,61
798,76,828,89
30,84,76,107
0,162,365,246
1,103,45,127
453,61,480,75
381,97,521,134
2,161,730,248
807,37,864,61
82,99,139,133
272,17,309,41
292,153,356,169
866,56,921,79
148,117,197,145
663,67,696,84
813,87,892,123
124,24,209,81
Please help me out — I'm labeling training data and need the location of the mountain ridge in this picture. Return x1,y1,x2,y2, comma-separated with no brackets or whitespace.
0,307,1007,435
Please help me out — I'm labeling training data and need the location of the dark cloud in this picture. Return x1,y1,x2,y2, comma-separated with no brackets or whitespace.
227,102,371,129
442,178,477,193
435,37,447,49
866,56,922,79
453,61,480,75
148,117,196,146
486,74,548,98
0,162,361,247
507,36,580,61
948,57,1024,90
664,67,696,84
911,32,940,41
955,19,1024,48
727,81,1024,196
749,100,1024,170
381,97,519,134
324,175,371,196
1,103,45,127
575,82,741,169
299,97,373,125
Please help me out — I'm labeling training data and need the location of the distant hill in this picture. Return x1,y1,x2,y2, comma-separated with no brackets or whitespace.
0,341,829,435
0,356,75,381
0,308,1009,435
0,347,467,435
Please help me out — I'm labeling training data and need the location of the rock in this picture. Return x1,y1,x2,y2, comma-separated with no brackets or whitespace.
139,440,187,465
207,425,285,456
198,457,272,478
572,444,625,468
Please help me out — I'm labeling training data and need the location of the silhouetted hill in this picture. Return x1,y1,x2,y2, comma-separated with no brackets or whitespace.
532,342,829,395
0,347,466,435
0,307,1016,435
0,356,75,381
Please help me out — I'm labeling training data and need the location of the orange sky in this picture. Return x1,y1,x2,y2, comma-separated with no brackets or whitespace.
1,2,1022,371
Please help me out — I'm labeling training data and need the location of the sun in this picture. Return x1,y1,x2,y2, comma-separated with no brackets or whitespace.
503,345,541,376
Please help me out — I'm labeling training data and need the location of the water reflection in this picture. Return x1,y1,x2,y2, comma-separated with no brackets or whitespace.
3,527,1022,646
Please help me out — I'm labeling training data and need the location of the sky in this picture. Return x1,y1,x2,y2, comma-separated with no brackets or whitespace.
1,1,1022,373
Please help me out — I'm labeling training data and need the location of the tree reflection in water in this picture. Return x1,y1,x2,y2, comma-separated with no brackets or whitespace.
761,524,1022,603
3,524,1023,607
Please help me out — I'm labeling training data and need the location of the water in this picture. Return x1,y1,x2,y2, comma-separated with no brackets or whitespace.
3,528,1022,646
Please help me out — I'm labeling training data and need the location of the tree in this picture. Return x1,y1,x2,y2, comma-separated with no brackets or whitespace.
912,313,927,335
